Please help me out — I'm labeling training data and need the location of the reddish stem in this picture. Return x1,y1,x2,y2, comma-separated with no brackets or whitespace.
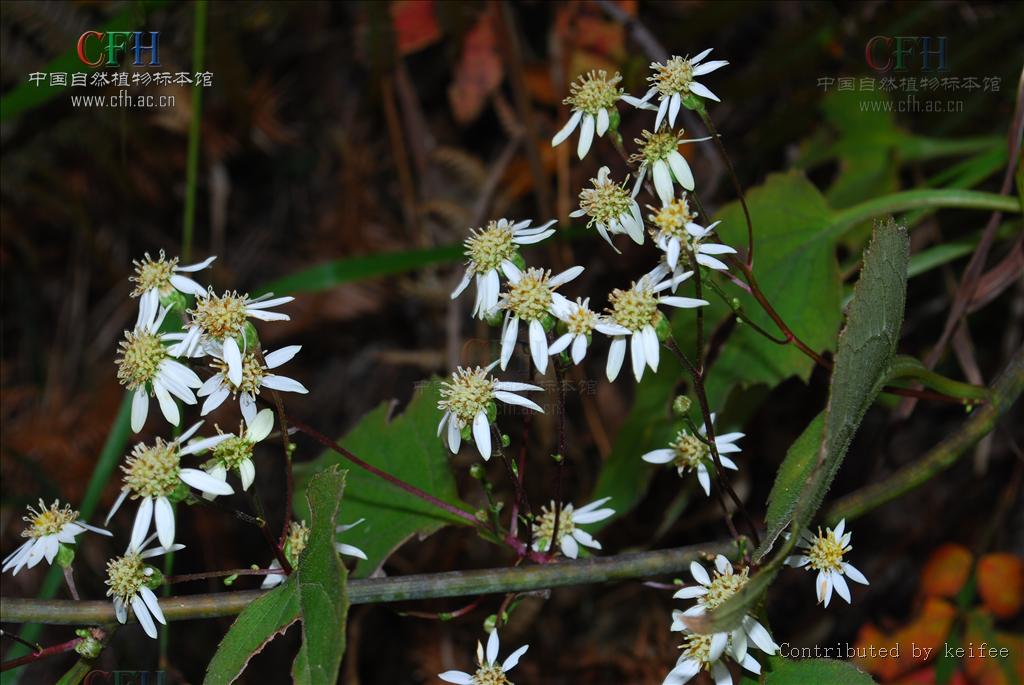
1,637,82,672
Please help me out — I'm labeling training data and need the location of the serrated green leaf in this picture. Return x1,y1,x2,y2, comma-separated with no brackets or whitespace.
755,413,825,561
203,577,300,685
764,657,876,684
292,466,349,684
790,219,909,531
713,172,842,391
294,379,468,577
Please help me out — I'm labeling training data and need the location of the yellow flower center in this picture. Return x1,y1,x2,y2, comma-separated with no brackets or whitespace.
702,566,750,611
122,439,180,499
213,352,266,394
505,268,553,322
130,251,177,297
533,502,574,549
472,664,511,685
212,429,255,470
650,196,697,241
679,632,714,669
607,284,659,332
189,291,249,340
105,552,149,602
439,367,495,425
671,430,709,471
650,56,695,98
578,172,633,228
565,302,597,336
285,520,310,567
465,221,516,274
116,330,167,391
807,529,846,573
564,69,622,115
23,500,79,538
631,129,684,165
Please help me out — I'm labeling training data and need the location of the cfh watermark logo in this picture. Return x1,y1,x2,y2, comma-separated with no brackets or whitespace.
865,36,949,73
76,31,161,67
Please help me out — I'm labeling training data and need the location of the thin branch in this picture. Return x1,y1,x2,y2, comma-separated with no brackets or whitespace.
1,637,81,672
0,539,737,626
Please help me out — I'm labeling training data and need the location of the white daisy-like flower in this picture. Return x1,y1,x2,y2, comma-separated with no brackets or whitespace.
105,535,184,639
199,408,275,497
785,519,869,607
439,629,529,685
261,519,368,589
570,166,645,250
551,69,641,159
629,129,711,205
670,555,778,681
451,218,557,319
531,497,614,559
437,363,544,461
175,290,294,387
2,500,111,576
548,297,630,366
106,421,235,550
603,265,708,382
628,49,729,129
662,630,761,685
649,195,737,272
198,343,307,423
130,250,216,301
116,290,203,433
497,263,583,374
641,413,742,496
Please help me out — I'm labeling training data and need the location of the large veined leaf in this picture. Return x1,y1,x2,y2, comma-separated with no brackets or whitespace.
688,219,909,634
204,467,349,684
712,172,843,394
739,656,877,684
294,379,468,578
292,467,350,684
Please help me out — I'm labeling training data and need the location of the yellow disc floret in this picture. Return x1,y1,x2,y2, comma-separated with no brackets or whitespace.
679,632,714,670
564,69,623,116
189,291,249,340
105,552,149,602
505,268,553,322
122,439,180,499
130,251,178,297
23,500,79,539
650,56,696,98
565,300,597,336
116,330,167,390
806,528,847,573
533,501,574,549
212,426,254,470
465,221,516,275
631,129,684,165
607,284,659,332
578,172,633,228
702,564,750,611
670,430,709,472
284,520,310,567
213,352,266,394
472,664,512,685
438,367,496,425
650,196,697,241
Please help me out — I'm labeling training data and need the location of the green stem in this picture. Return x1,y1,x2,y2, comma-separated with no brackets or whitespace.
0,539,736,626
888,355,991,403
829,189,1020,238
827,346,1024,523
181,0,208,261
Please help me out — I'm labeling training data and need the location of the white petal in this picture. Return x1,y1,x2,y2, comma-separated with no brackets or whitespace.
606,337,626,381
528,320,549,374
264,345,301,369
261,375,308,393
493,381,543,392
630,333,646,382
451,269,473,299
698,242,736,255
486,630,500,665
549,265,584,287
473,412,491,461
668,92,681,127
693,59,728,76
130,498,154,551
179,433,232,456
833,519,846,540
642,326,660,372
832,571,852,604
222,337,243,387
246,295,293,309
502,644,529,672
139,586,166,626
113,597,128,624
500,316,519,370
239,458,257,491
673,585,708,599
655,96,669,130
658,296,709,309
571,335,587,364
131,388,149,433
560,534,579,559
180,468,235,495
668,150,695,191
666,237,681,269
154,497,175,548
697,464,712,495
131,594,158,639
817,569,833,607
689,81,720,102
494,391,543,413
247,408,275,442
577,113,596,159
652,159,674,206
153,382,180,426
709,632,727,661
714,554,731,574
596,107,610,136
572,529,601,549
447,415,462,454
843,562,870,585
438,672,474,685
743,616,778,654
548,333,572,356
551,109,582,147
169,274,206,297
107,490,129,525
240,393,257,424
691,48,713,64
642,448,676,464
690,561,711,586
711,661,731,685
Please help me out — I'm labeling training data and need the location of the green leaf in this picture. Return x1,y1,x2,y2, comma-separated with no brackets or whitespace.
713,172,843,390
764,657,876,684
755,413,825,560
292,467,349,684
203,578,301,685
790,219,909,532
255,244,462,295
294,379,468,577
